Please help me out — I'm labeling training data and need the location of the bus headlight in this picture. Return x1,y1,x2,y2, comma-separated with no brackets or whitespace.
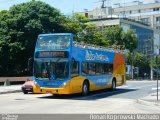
34,81,40,87
61,82,67,87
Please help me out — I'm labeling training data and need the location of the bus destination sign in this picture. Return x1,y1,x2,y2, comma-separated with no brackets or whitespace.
35,51,68,58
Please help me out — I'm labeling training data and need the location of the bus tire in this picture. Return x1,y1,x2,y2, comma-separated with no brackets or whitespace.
111,79,116,91
82,81,89,96
53,94,59,97
23,91,28,94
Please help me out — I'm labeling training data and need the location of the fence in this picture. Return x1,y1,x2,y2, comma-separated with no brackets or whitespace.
0,77,32,86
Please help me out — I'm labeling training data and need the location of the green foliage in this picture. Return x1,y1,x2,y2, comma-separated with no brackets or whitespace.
127,51,150,77
79,31,109,46
61,16,82,35
152,55,160,69
73,13,90,23
105,26,123,45
62,13,90,35
104,26,138,52
61,13,109,46
0,1,65,76
78,23,109,46
123,29,138,53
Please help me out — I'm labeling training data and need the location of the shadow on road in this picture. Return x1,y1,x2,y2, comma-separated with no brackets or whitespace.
37,88,138,100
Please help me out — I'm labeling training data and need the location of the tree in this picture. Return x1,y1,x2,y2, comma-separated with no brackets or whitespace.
122,29,138,53
79,24,109,46
61,16,82,35
104,26,138,52
61,13,90,39
151,55,160,76
124,29,138,79
127,52,150,78
0,1,65,76
105,26,123,45
62,14,109,46
105,26,138,79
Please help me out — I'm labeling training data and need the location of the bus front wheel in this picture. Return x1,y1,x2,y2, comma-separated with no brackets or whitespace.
82,81,89,96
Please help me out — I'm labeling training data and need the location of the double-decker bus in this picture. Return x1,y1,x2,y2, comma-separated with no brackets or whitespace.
33,33,126,95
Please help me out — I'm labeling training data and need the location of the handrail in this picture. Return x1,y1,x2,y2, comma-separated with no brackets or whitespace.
73,41,126,54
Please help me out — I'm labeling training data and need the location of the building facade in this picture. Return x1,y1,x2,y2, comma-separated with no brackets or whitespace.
87,18,160,55
113,2,160,30
78,0,160,30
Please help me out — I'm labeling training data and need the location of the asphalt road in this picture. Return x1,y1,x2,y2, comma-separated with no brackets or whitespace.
0,80,159,114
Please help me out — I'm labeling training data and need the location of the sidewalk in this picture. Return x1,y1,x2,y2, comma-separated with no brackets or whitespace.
137,92,160,106
0,85,22,94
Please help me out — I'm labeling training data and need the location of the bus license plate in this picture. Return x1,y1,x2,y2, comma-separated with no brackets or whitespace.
46,91,52,94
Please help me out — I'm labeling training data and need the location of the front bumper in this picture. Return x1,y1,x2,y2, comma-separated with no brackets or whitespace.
40,87,70,94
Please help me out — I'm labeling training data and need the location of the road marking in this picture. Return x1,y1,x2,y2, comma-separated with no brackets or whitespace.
126,84,155,90
117,85,130,88
152,87,160,90
118,84,155,89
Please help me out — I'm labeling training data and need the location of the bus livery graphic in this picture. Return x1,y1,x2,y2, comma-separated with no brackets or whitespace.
33,33,126,95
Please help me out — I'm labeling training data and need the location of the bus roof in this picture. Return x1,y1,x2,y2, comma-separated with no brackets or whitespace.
73,42,126,54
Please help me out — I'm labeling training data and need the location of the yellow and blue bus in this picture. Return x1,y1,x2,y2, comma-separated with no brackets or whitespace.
33,33,126,95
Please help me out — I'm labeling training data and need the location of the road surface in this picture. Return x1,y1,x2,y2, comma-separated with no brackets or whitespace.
0,80,159,114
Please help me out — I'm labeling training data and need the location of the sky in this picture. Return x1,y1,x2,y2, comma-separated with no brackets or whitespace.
0,0,156,15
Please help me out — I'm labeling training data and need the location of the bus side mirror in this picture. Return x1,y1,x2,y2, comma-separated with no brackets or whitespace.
28,57,34,74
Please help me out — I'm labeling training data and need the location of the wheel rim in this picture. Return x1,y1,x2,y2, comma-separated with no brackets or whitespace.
83,84,88,94
113,81,116,89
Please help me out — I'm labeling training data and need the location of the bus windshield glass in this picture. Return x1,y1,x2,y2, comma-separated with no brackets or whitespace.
34,59,69,80
36,35,70,50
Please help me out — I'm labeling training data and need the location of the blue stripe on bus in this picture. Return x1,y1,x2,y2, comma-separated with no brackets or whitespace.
85,75,112,86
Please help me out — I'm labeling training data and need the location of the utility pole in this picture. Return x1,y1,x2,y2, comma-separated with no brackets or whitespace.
155,46,159,101
131,52,134,80
156,55,159,101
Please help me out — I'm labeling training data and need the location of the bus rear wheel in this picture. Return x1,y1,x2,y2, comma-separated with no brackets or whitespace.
82,81,89,96
111,79,116,91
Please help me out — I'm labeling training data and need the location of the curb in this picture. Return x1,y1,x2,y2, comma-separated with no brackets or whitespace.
136,99,160,106
0,89,21,94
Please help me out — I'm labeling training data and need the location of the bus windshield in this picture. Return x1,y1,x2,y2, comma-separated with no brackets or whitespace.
34,59,69,80
36,35,70,50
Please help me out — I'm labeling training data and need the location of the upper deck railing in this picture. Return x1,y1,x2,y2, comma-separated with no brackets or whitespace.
73,41,126,54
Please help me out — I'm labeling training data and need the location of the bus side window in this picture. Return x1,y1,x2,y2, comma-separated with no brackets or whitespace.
89,63,96,75
71,61,79,77
103,63,113,74
108,64,113,74
82,62,89,76
104,63,108,74
96,63,104,75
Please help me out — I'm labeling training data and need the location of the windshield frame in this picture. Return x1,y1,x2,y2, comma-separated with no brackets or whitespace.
33,58,69,81
36,34,71,50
